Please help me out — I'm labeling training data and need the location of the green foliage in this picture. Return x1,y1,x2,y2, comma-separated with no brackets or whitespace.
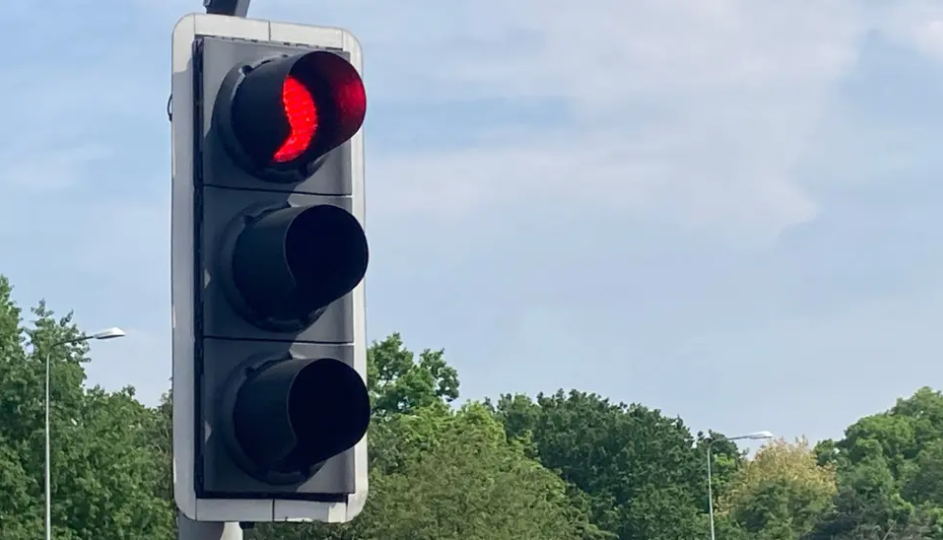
720,438,837,538
494,390,706,539
366,333,459,417
255,339,604,540
903,439,943,505
0,276,174,540
807,388,943,540
700,431,746,504
299,405,598,539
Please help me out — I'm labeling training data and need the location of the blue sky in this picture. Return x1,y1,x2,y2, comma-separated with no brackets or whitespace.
3,0,943,446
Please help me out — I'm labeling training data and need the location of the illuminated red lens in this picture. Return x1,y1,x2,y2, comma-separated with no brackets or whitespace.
333,75,367,140
273,76,318,163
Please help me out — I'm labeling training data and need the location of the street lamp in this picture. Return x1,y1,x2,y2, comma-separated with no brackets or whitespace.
45,327,126,540
707,430,773,540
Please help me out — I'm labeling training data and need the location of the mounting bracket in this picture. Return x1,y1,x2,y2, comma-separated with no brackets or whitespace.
203,0,250,17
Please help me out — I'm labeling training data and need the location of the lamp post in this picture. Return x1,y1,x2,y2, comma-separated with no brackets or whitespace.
45,327,126,540
707,430,773,540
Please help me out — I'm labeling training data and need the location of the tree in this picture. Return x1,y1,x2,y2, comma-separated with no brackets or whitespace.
0,276,174,539
494,390,706,540
719,438,837,539
148,391,173,504
807,388,943,540
55,385,175,539
11,267,943,540
252,334,606,540
892,388,943,449
254,404,606,540
367,333,459,417
701,431,747,507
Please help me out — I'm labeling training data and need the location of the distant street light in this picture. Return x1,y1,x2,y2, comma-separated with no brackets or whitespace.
45,327,126,540
707,430,774,540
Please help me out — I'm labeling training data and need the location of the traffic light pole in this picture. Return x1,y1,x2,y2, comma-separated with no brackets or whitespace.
178,513,244,540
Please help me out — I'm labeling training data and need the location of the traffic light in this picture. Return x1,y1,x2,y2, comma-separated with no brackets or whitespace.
171,14,370,523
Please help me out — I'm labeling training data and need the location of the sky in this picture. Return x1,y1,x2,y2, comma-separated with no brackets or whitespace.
2,0,943,447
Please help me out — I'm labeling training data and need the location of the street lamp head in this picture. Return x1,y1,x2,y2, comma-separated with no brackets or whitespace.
90,327,126,341
746,430,774,440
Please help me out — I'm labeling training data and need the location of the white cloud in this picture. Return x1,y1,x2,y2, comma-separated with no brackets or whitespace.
879,0,943,59
410,1,862,101
19,0,943,239
3,0,942,266
353,0,877,237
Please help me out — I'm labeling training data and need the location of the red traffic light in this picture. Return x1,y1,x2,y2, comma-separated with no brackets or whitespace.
218,50,367,175
274,76,318,163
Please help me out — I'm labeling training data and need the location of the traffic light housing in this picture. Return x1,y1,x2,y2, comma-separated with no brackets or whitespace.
171,14,369,523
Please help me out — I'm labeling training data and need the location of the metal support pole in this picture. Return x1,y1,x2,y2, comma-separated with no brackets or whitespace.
707,442,716,540
44,352,52,540
704,431,771,540
178,513,244,540
44,329,124,539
